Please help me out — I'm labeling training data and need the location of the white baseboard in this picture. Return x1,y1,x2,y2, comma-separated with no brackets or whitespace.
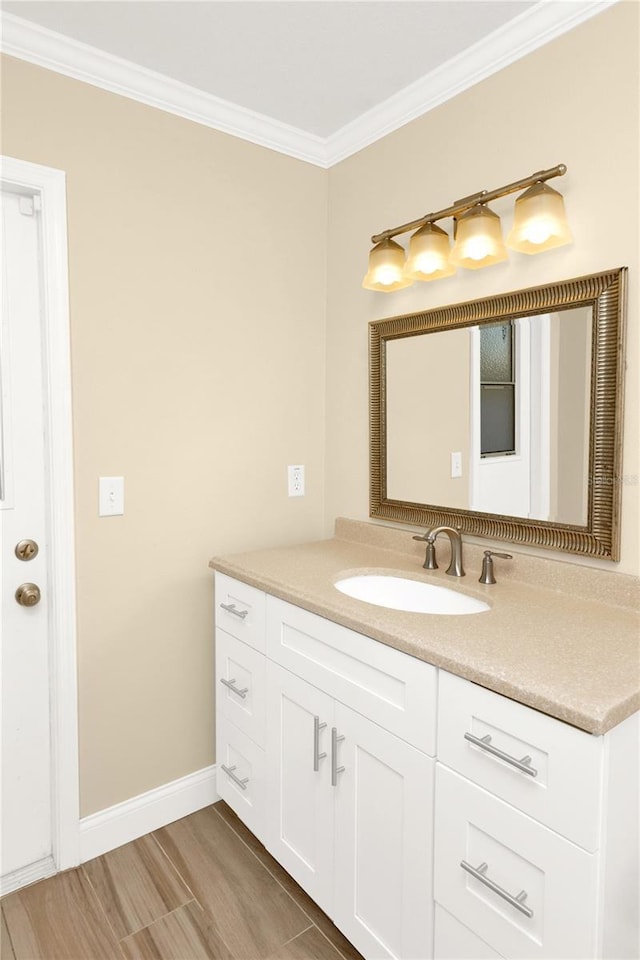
1,855,57,897
79,764,219,862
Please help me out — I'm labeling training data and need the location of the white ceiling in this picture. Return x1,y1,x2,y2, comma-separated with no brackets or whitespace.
1,1,614,165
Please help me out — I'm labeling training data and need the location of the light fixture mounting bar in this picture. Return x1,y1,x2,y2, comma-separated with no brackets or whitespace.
370,164,567,244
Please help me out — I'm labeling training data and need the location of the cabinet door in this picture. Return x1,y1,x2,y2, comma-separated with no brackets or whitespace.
333,702,435,960
266,662,335,915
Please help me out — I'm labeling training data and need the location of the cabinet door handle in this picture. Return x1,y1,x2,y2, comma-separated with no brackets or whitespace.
313,716,327,771
219,602,249,620
460,860,534,918
464,732,538,777
331,727,345,786
220,677,249,699
221,763,249,791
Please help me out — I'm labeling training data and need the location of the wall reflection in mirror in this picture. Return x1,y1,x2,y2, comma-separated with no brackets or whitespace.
386,307,592,526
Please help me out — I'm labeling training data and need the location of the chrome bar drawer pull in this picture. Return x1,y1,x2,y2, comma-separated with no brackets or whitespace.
219,677,249,699
331,727,345,786
219,602,249,620
461,860,534,918
313,716,327,771
464,732,538,777
221,764,249,791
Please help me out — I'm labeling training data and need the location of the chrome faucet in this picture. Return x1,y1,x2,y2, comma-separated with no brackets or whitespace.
413,526,465,577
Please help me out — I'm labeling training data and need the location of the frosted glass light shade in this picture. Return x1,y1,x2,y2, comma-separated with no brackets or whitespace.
362,238,412,291
403,222,455,281
450,204,508,270
507,182,572,254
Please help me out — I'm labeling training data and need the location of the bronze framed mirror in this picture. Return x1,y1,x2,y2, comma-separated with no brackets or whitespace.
369,268,627,560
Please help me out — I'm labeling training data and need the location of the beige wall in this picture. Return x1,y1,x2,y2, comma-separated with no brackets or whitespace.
1,56,328,815
1,0,638,818
325,1,639,576
386,329,470,508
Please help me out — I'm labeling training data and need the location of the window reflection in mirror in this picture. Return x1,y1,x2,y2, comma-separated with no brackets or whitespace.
480,321,516,457
386,306,592,526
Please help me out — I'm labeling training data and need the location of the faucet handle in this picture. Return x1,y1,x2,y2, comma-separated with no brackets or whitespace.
479,550,513,585
412,533,438,569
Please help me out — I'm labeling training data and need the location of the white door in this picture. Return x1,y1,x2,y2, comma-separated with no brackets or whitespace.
1,188,54,884
469,319,532,518
266,661,335,915
333,702,435,960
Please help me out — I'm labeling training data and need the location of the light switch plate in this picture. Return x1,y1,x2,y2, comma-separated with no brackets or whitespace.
99,476,124,516
450,452,463,478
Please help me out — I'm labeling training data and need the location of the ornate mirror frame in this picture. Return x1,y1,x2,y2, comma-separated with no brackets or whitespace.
369,268,628,560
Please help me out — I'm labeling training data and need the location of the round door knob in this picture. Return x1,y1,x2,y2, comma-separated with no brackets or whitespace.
15,583,41,607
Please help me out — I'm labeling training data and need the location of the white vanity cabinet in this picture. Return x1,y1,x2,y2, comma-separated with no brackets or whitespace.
214,573,639,960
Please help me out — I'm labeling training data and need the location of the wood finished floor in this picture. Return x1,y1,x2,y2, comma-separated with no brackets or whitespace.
1,801,364,960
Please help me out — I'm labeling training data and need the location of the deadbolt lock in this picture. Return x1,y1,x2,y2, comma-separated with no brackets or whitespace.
15,583,41,607
15,539,39,561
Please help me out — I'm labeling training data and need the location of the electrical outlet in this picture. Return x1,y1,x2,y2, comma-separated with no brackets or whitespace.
288,465,305,497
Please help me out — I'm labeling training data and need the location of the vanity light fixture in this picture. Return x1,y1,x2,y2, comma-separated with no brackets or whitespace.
363,164,571,292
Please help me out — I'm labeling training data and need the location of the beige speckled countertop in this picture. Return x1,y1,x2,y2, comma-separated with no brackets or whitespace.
209,519,640,736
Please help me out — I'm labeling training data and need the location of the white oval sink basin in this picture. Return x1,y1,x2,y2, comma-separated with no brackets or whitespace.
335,575,489,616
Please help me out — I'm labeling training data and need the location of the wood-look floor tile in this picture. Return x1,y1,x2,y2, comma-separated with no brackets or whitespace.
1,868,122,959
266,927,346,960
1,908,17,960
84,833,192,939
121,901,234,960
155,806,309,960
214,803,364,960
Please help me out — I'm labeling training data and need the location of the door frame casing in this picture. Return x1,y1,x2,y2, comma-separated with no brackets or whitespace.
1,155,79,873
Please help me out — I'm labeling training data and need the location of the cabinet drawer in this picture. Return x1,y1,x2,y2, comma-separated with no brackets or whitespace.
216,629,266,748
266,596,437,754
438,671,603,851
434,766,598,960
435,905,504,959
214,573,266,652
216,715,265,842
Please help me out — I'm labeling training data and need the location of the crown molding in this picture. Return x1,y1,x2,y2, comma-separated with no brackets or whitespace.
325,0,618,165
1,1,617,169
0,12,327,166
